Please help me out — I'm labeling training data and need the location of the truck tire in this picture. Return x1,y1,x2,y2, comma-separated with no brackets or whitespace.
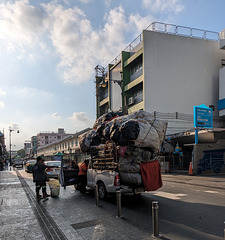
213,164,222,174
98,182,107,200
196,168,203,175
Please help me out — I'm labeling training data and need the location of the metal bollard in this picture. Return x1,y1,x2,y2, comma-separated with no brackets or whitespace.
116,189,122,218
152,201,159,237
95,184,99,206
224,221,225,240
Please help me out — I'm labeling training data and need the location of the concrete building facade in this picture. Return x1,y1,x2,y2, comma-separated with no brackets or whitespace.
95,22,225,136
37,128,72,149
37,128,90,162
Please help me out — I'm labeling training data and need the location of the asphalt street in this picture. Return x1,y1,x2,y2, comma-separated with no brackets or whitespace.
1,169,225,240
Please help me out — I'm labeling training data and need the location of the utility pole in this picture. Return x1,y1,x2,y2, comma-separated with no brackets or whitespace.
9,126,14,168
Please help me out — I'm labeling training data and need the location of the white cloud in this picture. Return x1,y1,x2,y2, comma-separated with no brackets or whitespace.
70,112,89,122
0,0,48,50
0,1,183,85
69,112,94,128
0,2,136,85
0,101,5,108
129,14,154,36
51,112,61,120
10,123,20,131
79,0,90,3
142,0,184,13
13,86,54,99
0,88,6,96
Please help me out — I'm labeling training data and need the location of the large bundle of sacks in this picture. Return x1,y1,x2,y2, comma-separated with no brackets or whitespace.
78,110,168,191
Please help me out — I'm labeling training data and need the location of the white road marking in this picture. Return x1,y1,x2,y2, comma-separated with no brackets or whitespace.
151,191,187,200
204,190,219,194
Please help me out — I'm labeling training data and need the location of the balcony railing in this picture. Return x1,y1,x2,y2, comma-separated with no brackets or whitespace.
105,21,219,73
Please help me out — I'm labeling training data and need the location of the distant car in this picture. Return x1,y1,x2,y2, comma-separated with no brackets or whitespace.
13,158,23,168
45,161,61,179
25,160,36,173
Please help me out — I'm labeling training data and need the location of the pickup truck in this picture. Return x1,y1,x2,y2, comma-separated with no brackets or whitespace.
86,143,145,200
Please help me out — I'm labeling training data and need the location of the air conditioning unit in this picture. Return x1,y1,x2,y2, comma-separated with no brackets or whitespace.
128,97,134,105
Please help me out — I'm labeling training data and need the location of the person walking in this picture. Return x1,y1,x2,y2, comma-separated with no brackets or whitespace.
33,156,50,200
5,159,9,170
78,160,89,193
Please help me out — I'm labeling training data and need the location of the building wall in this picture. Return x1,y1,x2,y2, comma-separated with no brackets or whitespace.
143,30,225,115
37,128,91,160
109,62,122,112
219,66,225,116
37,129,71,148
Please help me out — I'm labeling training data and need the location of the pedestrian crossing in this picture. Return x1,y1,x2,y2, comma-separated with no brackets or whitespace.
150,191,187,200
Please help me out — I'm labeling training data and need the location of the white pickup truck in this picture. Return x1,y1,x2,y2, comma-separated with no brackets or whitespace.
86,143,145,199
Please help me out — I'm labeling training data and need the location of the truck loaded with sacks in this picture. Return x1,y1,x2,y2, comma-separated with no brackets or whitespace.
78,110,168,199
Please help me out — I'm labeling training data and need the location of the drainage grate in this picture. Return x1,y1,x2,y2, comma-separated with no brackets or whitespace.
71,219,102,230
16,171,68,240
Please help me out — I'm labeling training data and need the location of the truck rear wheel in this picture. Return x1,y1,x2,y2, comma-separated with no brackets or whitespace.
98,182,107,200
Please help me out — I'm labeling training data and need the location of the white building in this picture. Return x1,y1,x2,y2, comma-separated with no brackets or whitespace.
37,128,72,149
96,22,225,136
37,128,91,162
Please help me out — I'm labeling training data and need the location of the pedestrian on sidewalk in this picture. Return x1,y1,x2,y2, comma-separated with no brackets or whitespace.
5,159,9,170
33,156,50,200
78,159,89,193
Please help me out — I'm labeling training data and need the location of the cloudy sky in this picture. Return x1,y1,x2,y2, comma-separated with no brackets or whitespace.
0,0,225,150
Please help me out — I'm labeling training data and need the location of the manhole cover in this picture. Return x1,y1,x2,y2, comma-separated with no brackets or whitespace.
71,219,102,230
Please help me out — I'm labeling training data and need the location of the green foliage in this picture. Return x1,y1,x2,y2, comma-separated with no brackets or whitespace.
17,149,25,158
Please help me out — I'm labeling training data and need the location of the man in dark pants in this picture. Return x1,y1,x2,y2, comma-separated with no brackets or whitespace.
33,156,50,200
78,160,89,193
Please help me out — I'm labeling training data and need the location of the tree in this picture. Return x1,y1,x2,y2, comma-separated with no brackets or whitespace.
17,149,25,158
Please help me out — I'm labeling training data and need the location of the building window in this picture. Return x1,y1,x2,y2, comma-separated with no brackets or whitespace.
130,57,143,82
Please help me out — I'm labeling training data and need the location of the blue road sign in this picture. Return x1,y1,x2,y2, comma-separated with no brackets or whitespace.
194,104,213,128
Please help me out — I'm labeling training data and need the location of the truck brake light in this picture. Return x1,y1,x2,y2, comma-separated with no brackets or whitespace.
114,174,120,186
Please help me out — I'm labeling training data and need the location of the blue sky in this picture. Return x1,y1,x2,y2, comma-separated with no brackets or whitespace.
0,0,224,150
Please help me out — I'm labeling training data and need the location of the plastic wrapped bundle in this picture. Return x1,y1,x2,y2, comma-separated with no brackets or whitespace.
118,157,140,173
120,118,167,152
125,146,152,162
142,116,168,146
119,172,142,186
102,121,114,140
120,120,140,140
93,111,123,129
78,129,101,153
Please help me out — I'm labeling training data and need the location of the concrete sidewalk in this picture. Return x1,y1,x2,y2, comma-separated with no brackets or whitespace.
0,171,45,240
0,170,155,240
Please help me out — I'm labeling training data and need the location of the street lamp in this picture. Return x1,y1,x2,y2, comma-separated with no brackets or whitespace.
9,126,19,169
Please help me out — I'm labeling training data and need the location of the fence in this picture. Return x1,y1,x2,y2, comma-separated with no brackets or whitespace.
164,155,191,171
